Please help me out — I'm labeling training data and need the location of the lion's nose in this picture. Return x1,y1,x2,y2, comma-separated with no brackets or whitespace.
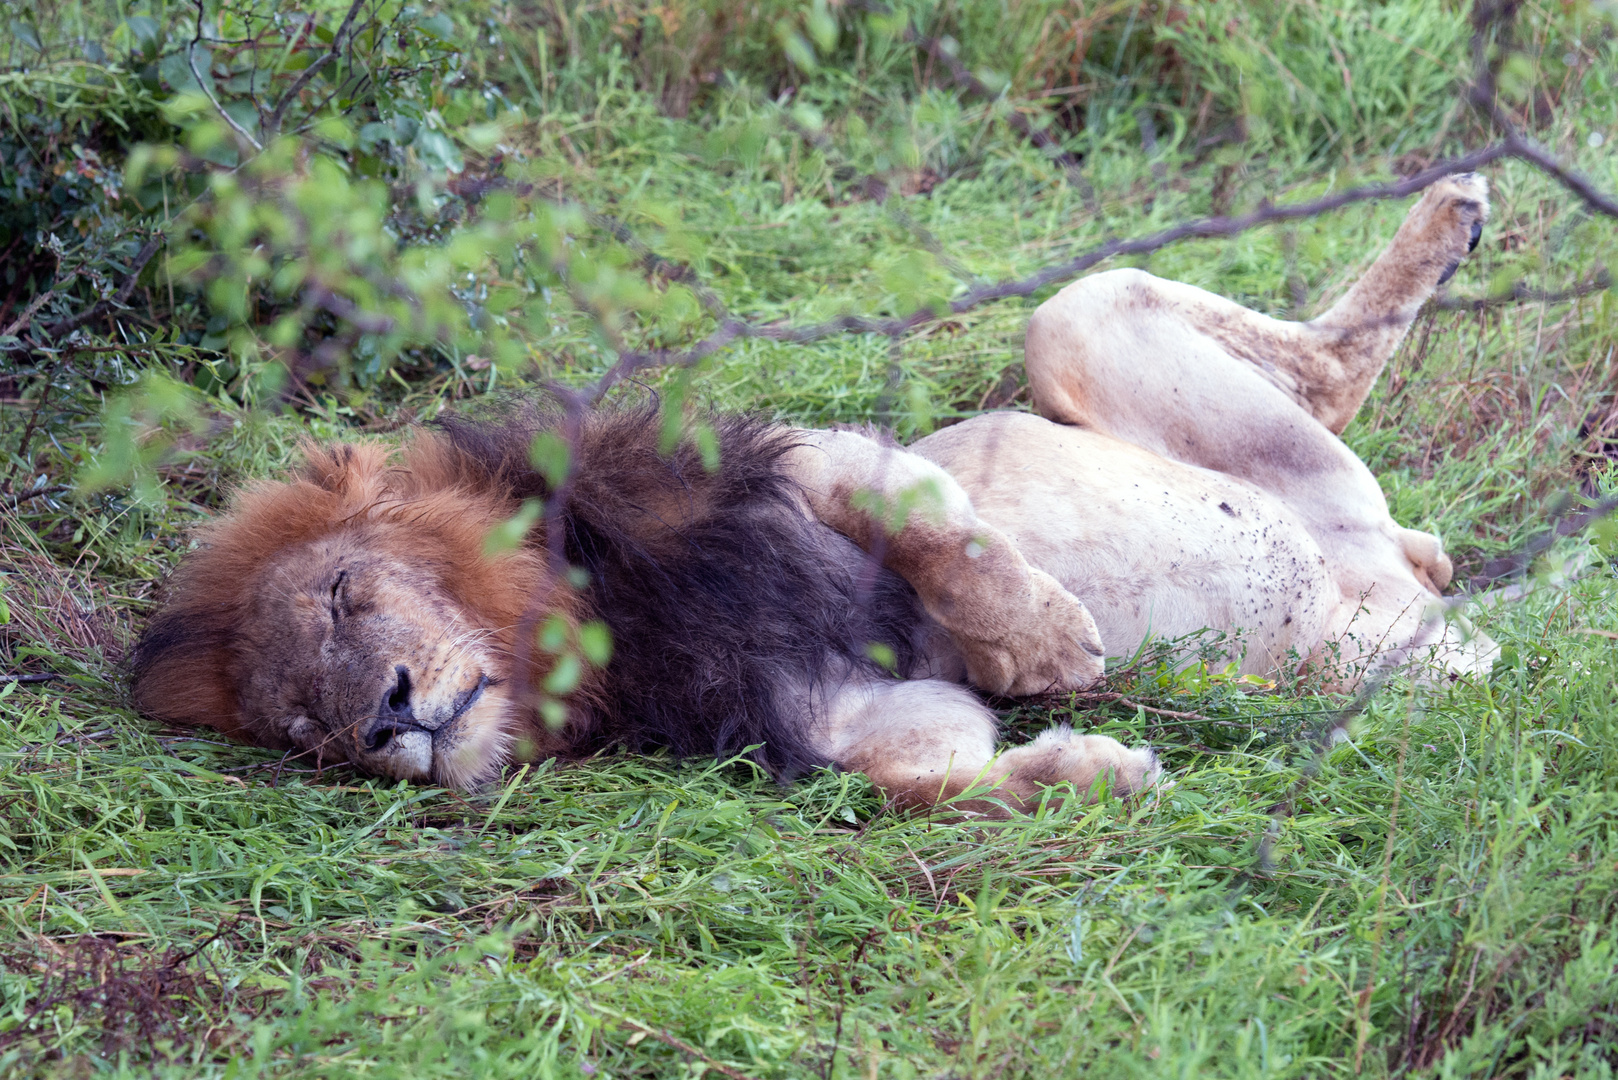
360,666,425,752
384,665,413,718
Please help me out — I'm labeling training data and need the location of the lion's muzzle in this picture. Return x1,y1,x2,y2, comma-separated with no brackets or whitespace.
349,665,494,782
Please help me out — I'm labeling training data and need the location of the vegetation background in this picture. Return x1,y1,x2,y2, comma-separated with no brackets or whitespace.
2,0,1618,1075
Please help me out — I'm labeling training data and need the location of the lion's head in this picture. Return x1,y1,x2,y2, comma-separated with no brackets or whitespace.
131,435,583,788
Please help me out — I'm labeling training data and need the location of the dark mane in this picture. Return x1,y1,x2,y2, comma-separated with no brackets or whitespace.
434,402,931,778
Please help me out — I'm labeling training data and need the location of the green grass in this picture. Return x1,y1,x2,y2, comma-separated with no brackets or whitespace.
6,0,1618,1076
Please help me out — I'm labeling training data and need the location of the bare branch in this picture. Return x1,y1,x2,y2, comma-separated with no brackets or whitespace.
1433,272,1611,312
885,203,980,286
584,211,730,320
265,0,371,140
307,285,397,336
1471,491,1618,587
5,484,70,505
587,143,1512,393
1,287,61,338
1502,134,1618,219
1468,0,1618,218
188,2,263,153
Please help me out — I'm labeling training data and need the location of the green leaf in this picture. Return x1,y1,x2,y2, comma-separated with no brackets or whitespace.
777,24,817,72
544,653,582,696
418,13,456,40
539,698,567,729
9,20,41,53
530,432,571,487
539,614,569,654
694,423,720,472
483,498,541,555
807,0,838,54
865,642,896,671
413,130,464,174
578,622,613,667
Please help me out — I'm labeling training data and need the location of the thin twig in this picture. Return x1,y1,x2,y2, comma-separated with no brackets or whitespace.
6,358,63,485
42,235,164,341
1470,491,1618,586
4,484,70,505
589,1005,764,1080
1,289,59,338
263,0,370,140
187,2,263,153
587,142,1511,396
1433,273,1611,312
1253,670,1392,876
1501,133,1618,219
585,210,730,320
1466,2,1618,219
1063,690,1240,727
0,674,63,684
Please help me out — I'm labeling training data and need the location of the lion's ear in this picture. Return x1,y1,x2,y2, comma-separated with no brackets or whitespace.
129,612,249,738
295,441,352,490
295,441,393,502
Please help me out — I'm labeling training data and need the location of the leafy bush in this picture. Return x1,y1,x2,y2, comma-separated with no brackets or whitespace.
0,30,168,331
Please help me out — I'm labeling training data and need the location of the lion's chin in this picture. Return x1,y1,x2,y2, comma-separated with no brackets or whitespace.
428,692,516,790
367,730,435,781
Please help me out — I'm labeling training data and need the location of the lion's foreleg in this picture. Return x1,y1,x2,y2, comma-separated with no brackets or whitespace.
782,428,1105,694
817,677,1160,816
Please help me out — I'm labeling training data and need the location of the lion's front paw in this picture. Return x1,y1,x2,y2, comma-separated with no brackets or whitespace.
958,568,1106,695
997,725,1162,807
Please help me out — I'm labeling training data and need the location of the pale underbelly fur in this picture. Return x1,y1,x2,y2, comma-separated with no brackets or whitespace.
911,411,1337,676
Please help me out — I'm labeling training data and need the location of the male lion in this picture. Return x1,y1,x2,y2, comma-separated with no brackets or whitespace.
132,174,1493,812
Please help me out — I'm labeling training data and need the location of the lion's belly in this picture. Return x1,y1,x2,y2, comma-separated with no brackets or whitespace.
911,412,1334,675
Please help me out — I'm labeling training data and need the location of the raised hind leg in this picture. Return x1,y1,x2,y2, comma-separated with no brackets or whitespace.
1016,176,1494,680
1026,174,1490,439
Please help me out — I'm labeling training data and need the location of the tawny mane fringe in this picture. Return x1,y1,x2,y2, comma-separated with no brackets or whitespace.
131,424,577,746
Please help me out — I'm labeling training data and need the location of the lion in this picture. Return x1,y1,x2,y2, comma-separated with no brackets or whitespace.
131,174,1493,813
